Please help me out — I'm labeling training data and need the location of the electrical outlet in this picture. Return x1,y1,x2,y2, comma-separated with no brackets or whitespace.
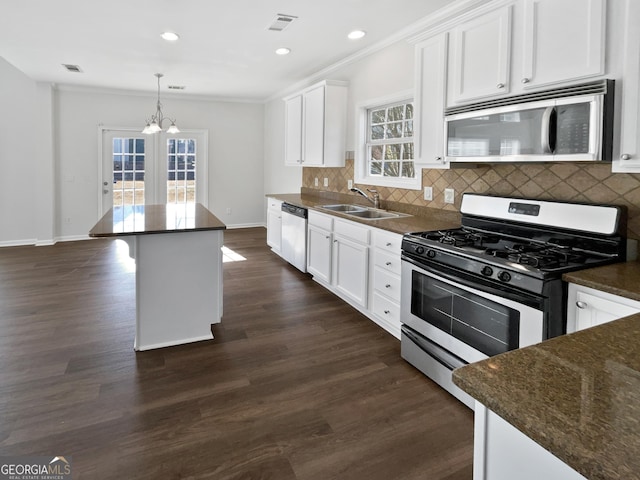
423,186,433,201
323,178,329,187
314,177,318,187
444,188,455,204
226,208,232,215
348,179,353,190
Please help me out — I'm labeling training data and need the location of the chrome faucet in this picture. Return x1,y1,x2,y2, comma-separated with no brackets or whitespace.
350,187,381,209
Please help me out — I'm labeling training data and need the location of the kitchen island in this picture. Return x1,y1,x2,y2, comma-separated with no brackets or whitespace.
453,312,640,480
90,203,226,351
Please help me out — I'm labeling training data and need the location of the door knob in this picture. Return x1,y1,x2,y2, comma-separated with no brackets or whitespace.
576,301,588,309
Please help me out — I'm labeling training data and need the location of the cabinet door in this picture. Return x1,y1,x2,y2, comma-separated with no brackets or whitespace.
414,33,449,168
266,208,282,252
307,225,332,283
615,0,640,172
449,5,512,105
332,235,368,308
521,0,605,90
303,85,325,166
574,290,640,331
284,94,303,165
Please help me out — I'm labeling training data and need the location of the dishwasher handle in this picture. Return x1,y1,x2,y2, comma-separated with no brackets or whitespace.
281,202,308,219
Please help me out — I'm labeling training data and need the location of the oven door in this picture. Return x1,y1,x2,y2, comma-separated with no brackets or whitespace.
401,256,545,365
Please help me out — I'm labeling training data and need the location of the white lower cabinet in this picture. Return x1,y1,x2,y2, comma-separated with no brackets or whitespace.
474,403,587,480
266,197,283,255
306,211,402,338
567,283,640,332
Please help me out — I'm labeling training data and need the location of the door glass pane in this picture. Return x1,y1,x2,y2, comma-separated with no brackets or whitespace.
447,107,549,157
112,137,145,207
167,137,196,205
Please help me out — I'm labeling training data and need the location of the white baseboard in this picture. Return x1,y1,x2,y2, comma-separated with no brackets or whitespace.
225,222,265,229
0,238,38,248
54,234,92,243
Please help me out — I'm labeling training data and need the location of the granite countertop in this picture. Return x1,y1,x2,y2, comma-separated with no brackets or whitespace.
267,192,462,234
453,313,640,480
563,261,640,302
89,203,226,237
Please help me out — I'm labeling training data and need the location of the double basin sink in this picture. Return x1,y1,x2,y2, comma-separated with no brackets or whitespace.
320,204,410,220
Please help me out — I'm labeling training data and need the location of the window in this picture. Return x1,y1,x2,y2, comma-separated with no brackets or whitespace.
167,138,196,204
355,93,421,190
112,137,145,207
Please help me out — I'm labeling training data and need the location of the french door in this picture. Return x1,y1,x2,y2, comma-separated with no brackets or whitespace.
100,128,208,215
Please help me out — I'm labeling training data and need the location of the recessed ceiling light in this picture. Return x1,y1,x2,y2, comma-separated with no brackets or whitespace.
348,30,366,40
161,32,180,42
275,47,291,55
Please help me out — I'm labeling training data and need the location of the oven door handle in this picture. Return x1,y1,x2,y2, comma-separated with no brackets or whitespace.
402,326,467,371
401,254,543,309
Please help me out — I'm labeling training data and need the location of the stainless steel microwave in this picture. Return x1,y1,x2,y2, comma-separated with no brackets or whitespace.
444,80,614,163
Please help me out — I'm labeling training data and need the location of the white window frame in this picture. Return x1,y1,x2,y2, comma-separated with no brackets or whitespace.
354,90,421,190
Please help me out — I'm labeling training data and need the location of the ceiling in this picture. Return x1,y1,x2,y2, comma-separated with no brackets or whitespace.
0,0,452,101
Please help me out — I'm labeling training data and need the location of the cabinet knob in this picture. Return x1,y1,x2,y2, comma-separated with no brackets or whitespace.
621,154,632,161
325,235,330,239
333,240,337,243
521,78,530,84
385,284,391,288
384,310,390,315
496,83,505,89
435,156,443,162
386,242,392,247
576,301,588,309
386,262,392,266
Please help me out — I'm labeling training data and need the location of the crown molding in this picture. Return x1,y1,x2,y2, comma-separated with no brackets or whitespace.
266,0,492,102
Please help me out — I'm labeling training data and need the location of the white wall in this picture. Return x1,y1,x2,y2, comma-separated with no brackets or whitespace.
55,88,265,240
262,39,415,196
0,58,38,245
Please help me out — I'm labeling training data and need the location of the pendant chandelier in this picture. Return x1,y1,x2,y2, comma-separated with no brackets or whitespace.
142,73,180,134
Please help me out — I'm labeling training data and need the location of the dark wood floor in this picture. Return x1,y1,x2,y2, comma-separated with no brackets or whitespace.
0,228,473,479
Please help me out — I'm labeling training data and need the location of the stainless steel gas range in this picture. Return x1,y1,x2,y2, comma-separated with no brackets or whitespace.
400,193,627,409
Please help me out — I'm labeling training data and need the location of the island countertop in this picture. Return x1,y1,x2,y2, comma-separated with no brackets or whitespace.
89,203,226,237
452,313,640,480
563,260,640,302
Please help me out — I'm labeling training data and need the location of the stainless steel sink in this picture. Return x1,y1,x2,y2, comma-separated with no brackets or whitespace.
346,209,409,220
320,204,367,213
320,204,410,220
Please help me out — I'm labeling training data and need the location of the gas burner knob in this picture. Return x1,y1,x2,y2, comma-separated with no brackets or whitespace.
416,246,425,255
427,250,436,258
498,271,512,283
481,266,494,277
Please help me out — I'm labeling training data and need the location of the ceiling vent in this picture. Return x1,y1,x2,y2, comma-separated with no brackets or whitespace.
62,64,82,73
268,14,297,32
168,85,186,90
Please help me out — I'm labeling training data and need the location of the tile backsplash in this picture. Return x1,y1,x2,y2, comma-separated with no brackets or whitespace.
302,160,640,240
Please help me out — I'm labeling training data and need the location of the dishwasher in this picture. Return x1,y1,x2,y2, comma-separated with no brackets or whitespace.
280,202,307,272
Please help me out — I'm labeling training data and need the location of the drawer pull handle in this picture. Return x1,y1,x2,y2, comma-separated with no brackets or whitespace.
386,242,392,247
385,284,391,288
384,310,390,314
385,262,392,266
497,83,505,89
325,236,330,239
576,301,588,309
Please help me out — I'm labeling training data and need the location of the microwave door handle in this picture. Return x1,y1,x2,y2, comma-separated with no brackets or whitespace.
541,106,556,154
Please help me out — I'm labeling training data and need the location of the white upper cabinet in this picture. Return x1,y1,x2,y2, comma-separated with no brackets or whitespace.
446,0,606,107
448,5,512,105
615,0,640,172
520,0,606,90
283,80,348,167
414,33,450,168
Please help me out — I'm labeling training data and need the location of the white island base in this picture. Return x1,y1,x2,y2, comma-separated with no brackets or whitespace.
122,229,224,351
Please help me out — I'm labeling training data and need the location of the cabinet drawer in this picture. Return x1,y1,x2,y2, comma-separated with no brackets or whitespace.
334,218,370,244
375,250,401,275
373,267,401,302
267,197,283,211
308,210,333,230
372,292,400,325
373,229,402,253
